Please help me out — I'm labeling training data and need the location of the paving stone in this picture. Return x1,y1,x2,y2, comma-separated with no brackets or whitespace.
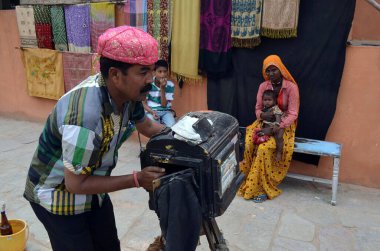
297,204,340,227
216,197,282,251
338,208,380,228
273,237,317,251
120,209,161,250
319,226,355,251
278,213,316,242
354,228,380,251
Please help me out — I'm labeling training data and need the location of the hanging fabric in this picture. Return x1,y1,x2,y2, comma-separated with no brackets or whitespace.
199,0,233,77
91,53,101,74
123,0,148,32
64,4,91,53
50,6,68,52
33,5,54,49
171,0,202,83
62,52,92,93
22,48,64,100
231,0,262,48
115,4,126,26
15,5,38,48
90,2,115,53
261,0,300,38
147,0,170,61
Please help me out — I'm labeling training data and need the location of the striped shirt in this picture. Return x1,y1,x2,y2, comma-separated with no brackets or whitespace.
23,74,145,215
146,80,175,111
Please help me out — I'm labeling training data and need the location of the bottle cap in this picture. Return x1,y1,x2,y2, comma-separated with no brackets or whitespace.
1,201,5,212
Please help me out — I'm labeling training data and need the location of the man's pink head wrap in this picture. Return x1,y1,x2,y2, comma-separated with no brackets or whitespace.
97,26,158,65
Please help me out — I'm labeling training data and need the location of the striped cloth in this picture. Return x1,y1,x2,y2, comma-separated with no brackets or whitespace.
231,0,262,48
146,80,175,111
64,4,91,53
123,0,148,32
62,52,92,92
90,2,115,53
147,0,171,61
23,74,145,215
15,5,38,48
261,0,300,38
50,6,68,51
33,5,54,49
22,48,64,100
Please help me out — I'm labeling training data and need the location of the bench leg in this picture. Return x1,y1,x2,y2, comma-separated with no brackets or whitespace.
331,157,340,206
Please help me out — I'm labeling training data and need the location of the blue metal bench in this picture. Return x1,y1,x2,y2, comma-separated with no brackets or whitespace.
238,127,342,205
292,137,342,205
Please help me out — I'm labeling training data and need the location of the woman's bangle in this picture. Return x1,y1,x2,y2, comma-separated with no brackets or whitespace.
133,171,140,188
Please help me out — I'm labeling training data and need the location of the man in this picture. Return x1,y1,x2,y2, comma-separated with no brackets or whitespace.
23,26,166,251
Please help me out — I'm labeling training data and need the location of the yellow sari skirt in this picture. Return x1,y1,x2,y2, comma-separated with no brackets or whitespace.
238,120,296,200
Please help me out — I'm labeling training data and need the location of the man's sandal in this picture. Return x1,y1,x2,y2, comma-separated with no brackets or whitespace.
252,194,268,203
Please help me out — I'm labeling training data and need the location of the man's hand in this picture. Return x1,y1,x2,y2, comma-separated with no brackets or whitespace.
137,166,166,191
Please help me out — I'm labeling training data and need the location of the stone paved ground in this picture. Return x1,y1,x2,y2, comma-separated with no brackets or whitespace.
1,117,380,251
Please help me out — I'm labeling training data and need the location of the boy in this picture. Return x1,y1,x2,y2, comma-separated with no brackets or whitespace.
143,59,176,127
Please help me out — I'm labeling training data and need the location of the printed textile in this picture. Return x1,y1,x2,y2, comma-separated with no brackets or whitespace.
90,2,115,53
123,0,148,31
231,0,262,48
91,53,101,74
97,26,158,65
147,0,171,62
22,48,64,100
199,0,232,77
64,4,91,53
50,6,68,51
171,0,202,82
15,5,38,48
62,52,93,92
261,0,300,38
33,5,54,49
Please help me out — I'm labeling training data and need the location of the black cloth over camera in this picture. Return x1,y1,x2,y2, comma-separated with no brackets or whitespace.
153,169,202,251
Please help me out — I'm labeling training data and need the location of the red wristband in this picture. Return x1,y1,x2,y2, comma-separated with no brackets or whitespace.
133,171,140,188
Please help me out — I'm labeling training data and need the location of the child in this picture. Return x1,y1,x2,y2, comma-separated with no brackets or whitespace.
254,90,284,161
143,59,176,127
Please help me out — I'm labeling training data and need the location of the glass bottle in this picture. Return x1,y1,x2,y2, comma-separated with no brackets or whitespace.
0,202,13,236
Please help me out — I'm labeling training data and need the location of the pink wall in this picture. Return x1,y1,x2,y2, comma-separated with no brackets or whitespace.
0,10,56,121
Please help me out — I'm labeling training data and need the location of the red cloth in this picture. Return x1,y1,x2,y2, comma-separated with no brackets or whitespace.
252,128,270,145
62,52,92,93
35,24,54,49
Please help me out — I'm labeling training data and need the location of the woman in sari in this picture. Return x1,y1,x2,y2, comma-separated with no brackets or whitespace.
238,55,299,202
